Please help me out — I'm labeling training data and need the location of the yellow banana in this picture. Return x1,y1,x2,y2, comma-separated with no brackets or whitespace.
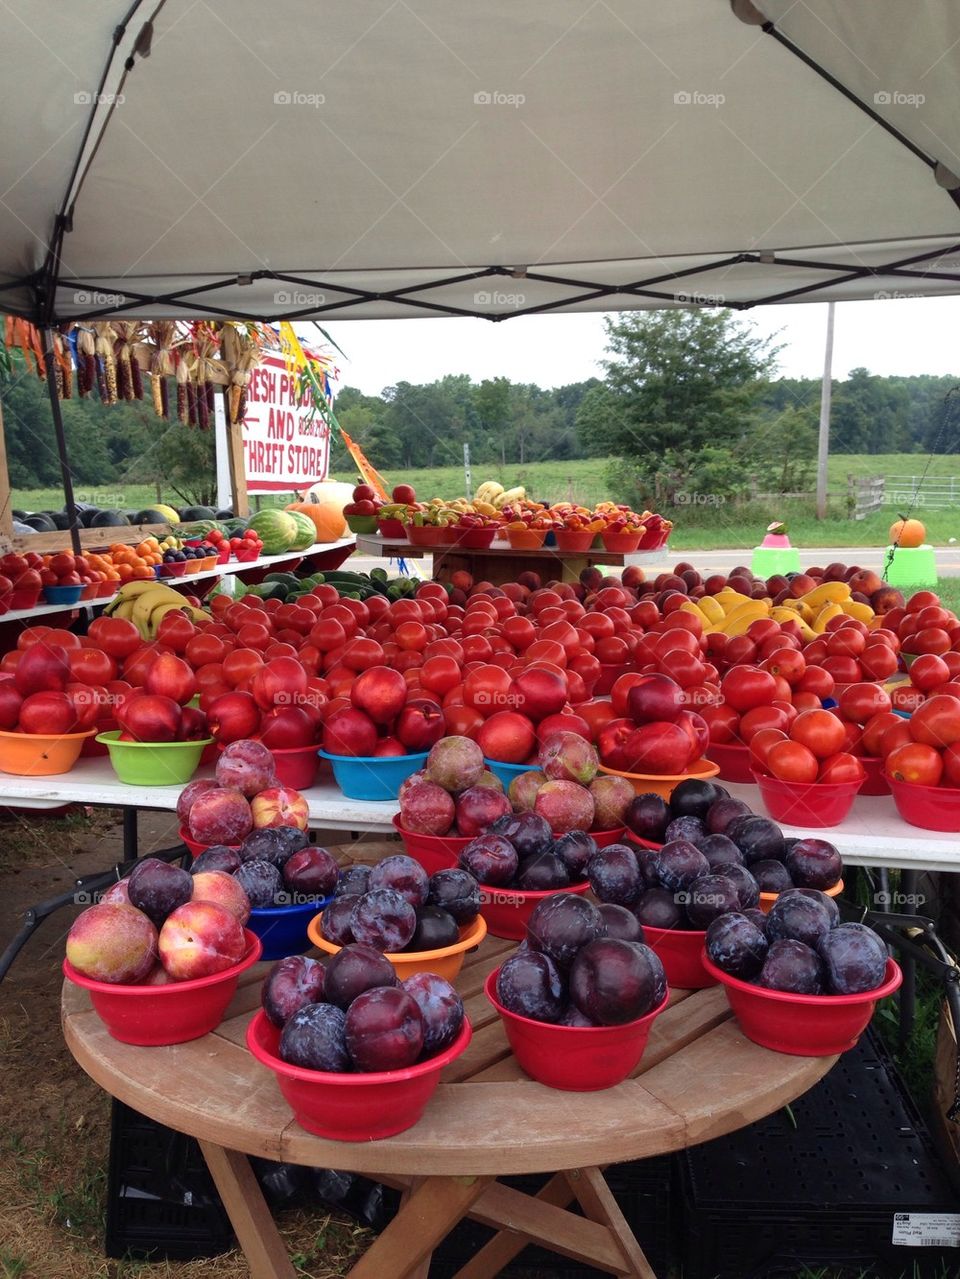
812,602,843,633
801,581,851,609
715,590,752,614
721,602,771,635
697,596,726,625
146,599,189,639
132,586,189,636
841,600,875,624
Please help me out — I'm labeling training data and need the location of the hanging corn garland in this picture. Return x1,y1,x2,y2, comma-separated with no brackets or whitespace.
220,322,264,425
184,324,228,431
76,327,96,396
93,321,118,404
175,357,190,424
113,321,145,402
4,316,46,376
134,320,179,420
54,327,73,399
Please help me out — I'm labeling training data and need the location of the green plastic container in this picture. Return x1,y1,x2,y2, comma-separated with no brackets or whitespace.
96,731,213,786
750,546,801,577
883,544,937,590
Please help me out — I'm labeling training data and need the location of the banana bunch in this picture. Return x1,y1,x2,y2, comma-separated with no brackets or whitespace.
474,480,527,509
681,576,876,641
104,580,211,640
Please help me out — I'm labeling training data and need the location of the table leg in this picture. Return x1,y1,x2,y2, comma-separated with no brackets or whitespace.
122,807,138,860
198,1141,297,1279
564,1166,658,1278
899,868,919,1044
345,1175,494,1279
448,1172,574,1278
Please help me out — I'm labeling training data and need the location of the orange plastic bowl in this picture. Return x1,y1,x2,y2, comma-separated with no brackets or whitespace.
705,741,753,783
307,912,487,982
598,757,721,800
63,929,262,1045
246,1008,471,1141
642,924,715,989
485,969,668,1090
887,775,960,832
0,727,97,776
477,880,591,941
752,769,863,828
553,529,595,553
702,952,902,1056
507,527,548,550
758,878,844,915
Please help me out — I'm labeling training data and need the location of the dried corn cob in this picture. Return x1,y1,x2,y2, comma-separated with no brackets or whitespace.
103,350,118,404
151,371,164,417
61,362,72,399
186,381,197,425
197,378,209,429
160,376,169,419
237,388,247,422
95,356,107,402
130,358,142,400
116,353,131,400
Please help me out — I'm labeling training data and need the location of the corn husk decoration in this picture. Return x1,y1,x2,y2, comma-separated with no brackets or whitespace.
175,358,190,424
134,321,178,419
183,324,228,430
93,321,118,405
112,321,144,402
75,326,96,396
4,316,46,377
221,322,263,425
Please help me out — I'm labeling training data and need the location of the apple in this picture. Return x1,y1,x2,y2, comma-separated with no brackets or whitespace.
350,665,407,724
188,787,253,845
208,690,262,744
323,706,378,757
395,698,445,752
145,653,198,706
475,710,536,763
18,690,77,734
373,737,406,756
190,870,251,924
216,738,277,796
251,785,310,830
158,900,246,980
65,903,157,983
260,705,316,749
118,693,182,742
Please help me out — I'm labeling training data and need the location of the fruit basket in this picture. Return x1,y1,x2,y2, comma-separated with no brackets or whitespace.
156,561,188,578
377,517,406,539
485,969,668,1091
42,583,83,605
704,741,753,784
637,525,670,551
453,526,498,549
8,587,41,610
598,757,721,801
345,513,378,534
859,754,890,797
97,731,213,786
63,930,263,1045
307,912,487,982
758,879,844,915
554,528,595,553
886,775,960,832
601,531,642,553
0,727,98,777
249,896,333,962
317,748,428,801
643,924,716,989
701,953,902,1056
246,1008,472,1141
751,769,863,828
405,523,449,547
477,880,591,941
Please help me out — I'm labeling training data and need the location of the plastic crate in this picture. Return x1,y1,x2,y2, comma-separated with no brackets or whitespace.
105,1100,233,1261
428,1155,673,1278
679,1029,960,1278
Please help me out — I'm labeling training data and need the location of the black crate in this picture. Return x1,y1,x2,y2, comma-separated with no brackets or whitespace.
679,1029,960,1279
105,1100,234,1261
428,1155,674,1279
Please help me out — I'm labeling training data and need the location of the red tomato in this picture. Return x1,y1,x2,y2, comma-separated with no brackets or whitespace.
909,654,950,693
222,648,264,687
791,691,823,712
442,704,484,737
909,694,960,749
419,656,462,697
395,621,429,651
942,741,960,787
762,648,806,685
790,708,847,759
87,616,142,660
463,664,513,716
462,635,494,663
767,739,820,783
826,628,866,658
527,638,569,668
720,666,778,712
818,751,866,784
701,703,740,744
578,699,619,742
861,710,901,757
739,704,793,742
838,682,892,725
909,627,952,656
886,741,943,786
891,683,925,714
749,727,788,771
794,665,835,700
68,647,117,685
184,632,228,667
881,718,913,757
595,639,632,668
859,643,899,681
342,638,385,671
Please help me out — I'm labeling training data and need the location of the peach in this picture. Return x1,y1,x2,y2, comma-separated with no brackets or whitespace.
66,903,157,983
191,870,251,924
250,785,309,830
534,779,596,833
158,900,246,980
589,774,636,830
508,768,548,811
188,787,253,846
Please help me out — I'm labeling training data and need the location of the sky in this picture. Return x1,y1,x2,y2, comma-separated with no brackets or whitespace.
322,296,960,398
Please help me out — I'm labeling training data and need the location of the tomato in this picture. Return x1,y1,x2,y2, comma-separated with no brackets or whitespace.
342,638,385,671
749,727,788,771
463,664,513,716
794,665,835,700
789,708,847,759
908,627,952,656
818,751,866,784
527,638,569,668
886,741,943,786
838,682,892,725
762,648,806,685
655,627,700,657
861,710,901,757
388,599,424,624
183,632,227,667
88,616,142,660
739,703,793,742
462,635,494,663
802,638,829,666
419,655,461,697
395,621,429,652
909,694,960,749
222,647,264,687
581,612,616,639
891,683,925,714
766,739,819,783
910,653,950,692
442,704,484,737
859,643,899,680
657,648,705,689
235,621,272,650
68,647,117,685
154,612,196,653
720,666,777,712
701,702,740,744
942,741,960,787
881,718,913,757
821,655,862,684
826,628,866,658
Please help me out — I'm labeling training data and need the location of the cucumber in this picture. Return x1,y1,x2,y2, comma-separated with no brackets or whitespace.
245,581,288,600
263,571,301,590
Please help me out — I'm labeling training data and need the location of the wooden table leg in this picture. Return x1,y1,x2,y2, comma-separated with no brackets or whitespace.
346,1175,494,1279
198,1141,296,1279
564,1166,658,1279
448,1171,574,1279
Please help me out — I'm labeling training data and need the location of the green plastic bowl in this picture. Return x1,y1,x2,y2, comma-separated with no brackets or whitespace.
96,730,213,786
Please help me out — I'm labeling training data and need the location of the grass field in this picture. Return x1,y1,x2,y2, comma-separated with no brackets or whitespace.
10,452,960,549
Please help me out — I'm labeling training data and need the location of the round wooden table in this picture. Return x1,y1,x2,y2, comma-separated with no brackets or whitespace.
63,840,836,1279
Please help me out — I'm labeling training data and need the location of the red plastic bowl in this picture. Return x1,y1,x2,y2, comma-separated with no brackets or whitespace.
63,930,262,1045
859,754,890,797
269,744,320,790
246,1008,471,1140
392,815,467,874
705,741,753,783
642,924,715,989
178,824,242,860
702,953,902,1056
752,769,863,828
887,775,960,832
554,529,594,553
485,969,668,1090
478,880,591,941
601,532,642,553
377,517,406,539
455,526,498,549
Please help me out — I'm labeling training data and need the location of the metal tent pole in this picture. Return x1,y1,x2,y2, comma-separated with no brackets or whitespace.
42,328,82,554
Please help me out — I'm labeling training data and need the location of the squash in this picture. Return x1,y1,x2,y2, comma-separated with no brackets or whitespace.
889,517,926,548
287,489,348,542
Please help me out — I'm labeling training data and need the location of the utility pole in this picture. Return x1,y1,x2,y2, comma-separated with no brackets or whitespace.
463,442,472,499
816,301,836,519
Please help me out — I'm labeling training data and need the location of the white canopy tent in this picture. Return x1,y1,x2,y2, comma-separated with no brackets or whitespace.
1,0,960,326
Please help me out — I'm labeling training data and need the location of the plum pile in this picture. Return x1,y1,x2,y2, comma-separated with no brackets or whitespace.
623,778,844,897
705,893,888,996
495,893,666,1026
261,952,465,1071
319,854,480,953
193,827,339,910
455,812,597,891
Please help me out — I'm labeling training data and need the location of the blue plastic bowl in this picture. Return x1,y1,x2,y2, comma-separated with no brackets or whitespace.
248,895,333,961
42,584,83,604
483,757,534,791
317,749,428,801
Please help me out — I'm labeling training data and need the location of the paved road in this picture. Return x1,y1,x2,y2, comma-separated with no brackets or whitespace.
346,544,960,577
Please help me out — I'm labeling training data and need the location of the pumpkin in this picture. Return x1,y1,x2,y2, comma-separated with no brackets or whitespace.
889,517,926,548
287,490,348,543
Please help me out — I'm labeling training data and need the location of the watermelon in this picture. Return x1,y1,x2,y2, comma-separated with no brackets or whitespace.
246,509,299,555
287,510,317,551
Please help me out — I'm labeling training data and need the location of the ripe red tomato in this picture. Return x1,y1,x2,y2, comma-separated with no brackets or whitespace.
88,616,142,660
794,665,835,699
442,704,484,737
594,636,629,666
395,621,429,652
739,704,792,742
767,739,820,783
701,703,740,744
790,708,847,759
68,647,117,685
861,710,901,757
720,666,777,712
818,751,866,784
749,727,788,771
859,643,899,681
184,633,228,667
826,628,866,658
222,648,264,687
909,653,950,693
909,694,960,749
838,682,892,725
909,627,951,656
342,638,385,671
762,648,806,685
821,655,862,684
942,741,960,787
886,741,943,786
463,664,512,716
657,648,705,689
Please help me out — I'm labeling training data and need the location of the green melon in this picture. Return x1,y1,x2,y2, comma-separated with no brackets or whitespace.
246,509,299,555
287,510,317,551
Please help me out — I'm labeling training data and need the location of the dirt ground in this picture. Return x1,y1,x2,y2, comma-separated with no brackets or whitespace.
0,806,371,1279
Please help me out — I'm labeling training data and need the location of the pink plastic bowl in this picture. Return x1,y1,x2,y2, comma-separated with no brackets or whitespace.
485,969,668,1090
246,1008,471,1140
478,880,591,941
752,769,863,828
63,929,262,1045
642,924,715,989
701,953,902,1056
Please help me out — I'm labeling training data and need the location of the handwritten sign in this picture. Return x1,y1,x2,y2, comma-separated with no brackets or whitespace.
241,353,330,492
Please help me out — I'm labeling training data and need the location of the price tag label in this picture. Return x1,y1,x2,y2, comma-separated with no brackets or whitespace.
892,1212,960,1247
